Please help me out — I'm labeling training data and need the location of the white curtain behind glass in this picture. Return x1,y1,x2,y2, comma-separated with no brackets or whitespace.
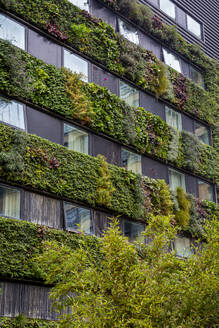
169,169,186,191
0,99,25,129
0,13,25,50
0,186,20,218
165,107,182,131
175,237,192,258
64,124,88,154
64,50,88,82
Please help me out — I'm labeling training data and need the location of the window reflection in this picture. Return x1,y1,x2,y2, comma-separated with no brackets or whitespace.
64,124,89,154
121,148,142,174
160,0,175,19
68,0,89,11
190,66,204,88
118,19,139,45
187,15,201,38
174,237,193,258
64,50,88,82
163,49,181,73
194,122,210,145
123,220,144,242
0,185,20,219
169,169,186,192
0,14,25,50
0,97,25,130
198,180,213,202
120,81,139,107
64,202,92,234
165,106,182,131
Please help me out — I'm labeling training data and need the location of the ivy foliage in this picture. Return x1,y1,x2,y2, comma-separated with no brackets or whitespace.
0,123,145,219
0,0,218,124
0,316,58,328
0,40,217,181
0,216,100,281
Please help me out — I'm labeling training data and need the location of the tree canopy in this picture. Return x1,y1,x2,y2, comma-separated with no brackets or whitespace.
38,215,219,328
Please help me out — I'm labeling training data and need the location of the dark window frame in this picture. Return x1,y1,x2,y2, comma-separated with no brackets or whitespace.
0,95,27,131
0,183,22,220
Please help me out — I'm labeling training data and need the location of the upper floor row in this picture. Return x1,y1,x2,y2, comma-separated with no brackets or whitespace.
0,12,212,147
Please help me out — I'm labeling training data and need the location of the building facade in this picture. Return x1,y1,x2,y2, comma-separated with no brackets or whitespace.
0,0,218,324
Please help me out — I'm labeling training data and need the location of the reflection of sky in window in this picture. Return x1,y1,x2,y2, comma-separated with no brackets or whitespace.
68,0,89,11
120,81,139,107
187,15,201,38
0,14,25,50
194,122,209,145
160,0,175,19
121,149,142,174
163,49,181,73
0,98,25,129
64,50,88,82
64,203,92,234
118,19,139,45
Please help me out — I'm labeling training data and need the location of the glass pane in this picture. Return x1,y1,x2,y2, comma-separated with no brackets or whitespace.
175,237,192,258
169,169,186,192
0,98,25,129
120,81,139,107
165,106,182,131
118,19,139,45
187,15,201,38
160,0,175,19
0,185,20,218
163,49,181,73
124,220,144,242
64,124,88,154
121,149,142,174
198,181,213,201
190,66,204,87
64,202,92,234
68,0,89,11
194,122,209,145
64,50,88,82
0,14,25,50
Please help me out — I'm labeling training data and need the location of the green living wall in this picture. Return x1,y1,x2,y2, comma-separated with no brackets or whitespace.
0,40,218,181
0,123,218,236
0,316,58,328
0,0,218,125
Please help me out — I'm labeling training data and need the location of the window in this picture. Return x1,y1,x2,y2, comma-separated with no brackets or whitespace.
123,220,144,242
64,202,92,234
194,122,210,145
169,168,186,192
174,237,193,258
121,148,142,174
0,185,20,219
0,97,25,129
190,66,204,87
165,106,182,131
187,15,201,39
160,0,176,19
118,19,139,45
163,49,181,73
64,124,89,154
198,180,214,202
0,13,25,50
68,0,89,11
120,81,139,107
64,50,88,82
